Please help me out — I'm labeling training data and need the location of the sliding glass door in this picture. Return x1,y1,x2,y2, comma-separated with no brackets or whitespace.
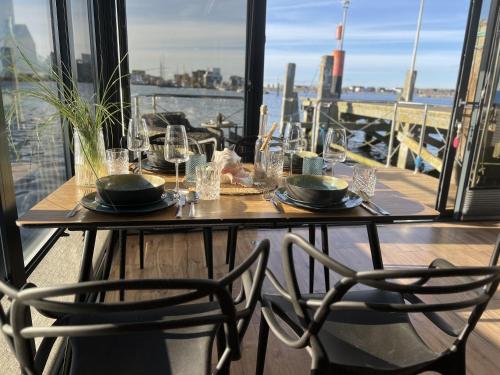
0,0,69,261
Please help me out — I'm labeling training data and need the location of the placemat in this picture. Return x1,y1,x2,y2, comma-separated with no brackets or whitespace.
220,183,276,196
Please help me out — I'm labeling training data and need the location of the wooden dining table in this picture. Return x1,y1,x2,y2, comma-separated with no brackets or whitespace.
17,164,440,293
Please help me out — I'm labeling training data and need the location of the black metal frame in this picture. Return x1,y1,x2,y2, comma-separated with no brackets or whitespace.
244,0,267,139
90,0,130,148
437,0,499,215
0,88,26,287
453,1,500,218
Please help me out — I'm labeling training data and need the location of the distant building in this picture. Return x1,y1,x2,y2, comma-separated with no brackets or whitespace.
191,70,206,88
228,75,244,91
131,70,147,84
0,0,39,79
76,53,93,82
204,67,222,89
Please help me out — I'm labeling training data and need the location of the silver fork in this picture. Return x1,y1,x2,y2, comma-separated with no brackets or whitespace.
66,187,92,217
263,187,284,213
176,193,186,218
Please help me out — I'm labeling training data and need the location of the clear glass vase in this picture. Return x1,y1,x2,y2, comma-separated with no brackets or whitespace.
74,129,106,187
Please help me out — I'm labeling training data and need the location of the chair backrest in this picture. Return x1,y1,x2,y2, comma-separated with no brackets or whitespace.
0,239,270,375
143,112,195,131
274,233,500,351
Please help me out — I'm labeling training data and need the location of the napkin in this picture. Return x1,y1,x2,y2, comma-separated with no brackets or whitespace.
213,148,253,186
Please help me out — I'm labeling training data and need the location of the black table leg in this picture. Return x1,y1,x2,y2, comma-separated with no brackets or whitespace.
119,230,127,301
227,226,238,272
203,228,213,280
366,222,384,269
320,225,330,291
139,230,145,269
308,225,316,293
76,229,97,302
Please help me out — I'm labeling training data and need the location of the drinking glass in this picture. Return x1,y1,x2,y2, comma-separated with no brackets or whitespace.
302,156,324,175
127,117,150,174
185,153,207,186
352,164,377,197
265,144,284,187
164,125,189,195
283,122,303,176
105,148,129,175
196,162,221,200
323,128,347,176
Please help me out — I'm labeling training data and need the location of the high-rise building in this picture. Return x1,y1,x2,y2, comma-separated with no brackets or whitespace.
0,0,15,38
0,0,39,79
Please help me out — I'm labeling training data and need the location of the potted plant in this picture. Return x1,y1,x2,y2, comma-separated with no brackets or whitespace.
15,55,122,186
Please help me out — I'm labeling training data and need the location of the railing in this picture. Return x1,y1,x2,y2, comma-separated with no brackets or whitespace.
304,98,452,175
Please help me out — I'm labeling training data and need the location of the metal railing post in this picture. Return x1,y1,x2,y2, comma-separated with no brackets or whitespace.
414,104,428,173
152,96,157,114
310,100,322,153
386,102,399,167
133,96,140,115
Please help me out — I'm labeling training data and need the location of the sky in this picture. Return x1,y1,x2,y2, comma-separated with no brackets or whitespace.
10,0,473,89
266,0,470,88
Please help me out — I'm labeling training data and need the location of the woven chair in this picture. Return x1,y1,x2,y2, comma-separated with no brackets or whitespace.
256,233,500,375
0,239,270,375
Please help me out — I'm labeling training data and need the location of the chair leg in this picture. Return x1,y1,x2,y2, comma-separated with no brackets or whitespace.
444,346,466,375
139,230,145,270
320,225,330,290
99,230,118,302
216,327,230,375
308,225,316,294
256,316,270,375
119,230,127,301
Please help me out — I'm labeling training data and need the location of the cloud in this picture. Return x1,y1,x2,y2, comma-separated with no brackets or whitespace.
268,0,337,11
266,23,465,46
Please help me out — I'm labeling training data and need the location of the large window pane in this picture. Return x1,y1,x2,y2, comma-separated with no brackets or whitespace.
0,0,68,259
125,0,247,138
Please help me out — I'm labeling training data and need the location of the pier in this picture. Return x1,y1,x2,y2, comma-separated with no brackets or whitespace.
278,60,453,175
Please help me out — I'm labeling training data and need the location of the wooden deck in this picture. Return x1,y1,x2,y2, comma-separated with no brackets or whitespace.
108,221,500,375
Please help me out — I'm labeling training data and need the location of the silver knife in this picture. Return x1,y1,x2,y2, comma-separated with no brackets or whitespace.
367,200,390,216
359,191,390,216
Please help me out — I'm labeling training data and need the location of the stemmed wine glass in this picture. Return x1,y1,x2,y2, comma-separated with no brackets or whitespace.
323,128,347,176
283,122,303,176
164,125,189,196
127,117,150,174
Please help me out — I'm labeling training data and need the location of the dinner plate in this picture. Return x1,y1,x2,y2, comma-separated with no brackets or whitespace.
274,187,362,211
81,192,176,214
94,191,174,208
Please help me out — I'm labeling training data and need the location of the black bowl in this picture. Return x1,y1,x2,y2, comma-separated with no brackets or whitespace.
96,174,166,206
285,175,348,205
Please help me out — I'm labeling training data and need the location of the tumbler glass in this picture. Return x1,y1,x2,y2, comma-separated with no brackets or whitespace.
302,156,324,175
352,164,377,197
195,162,221,200
105,148,129,175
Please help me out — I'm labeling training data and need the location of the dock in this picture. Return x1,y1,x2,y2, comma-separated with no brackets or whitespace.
279,60,453,174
